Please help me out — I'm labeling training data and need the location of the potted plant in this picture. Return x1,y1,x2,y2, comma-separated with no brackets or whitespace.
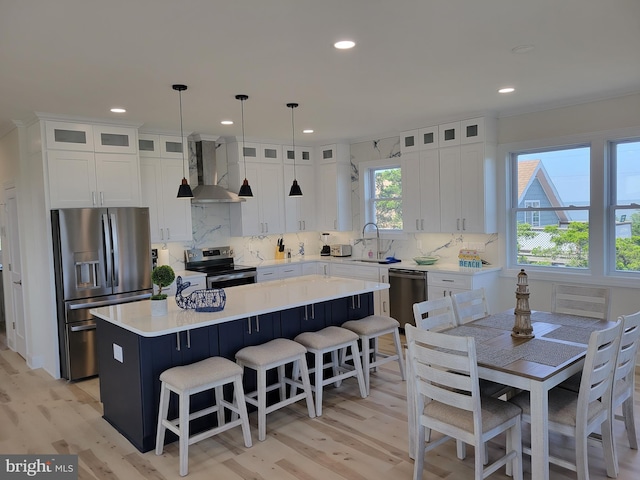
151,265,175,316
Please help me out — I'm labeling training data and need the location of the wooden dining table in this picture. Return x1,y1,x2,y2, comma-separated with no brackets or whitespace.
406,309,616,480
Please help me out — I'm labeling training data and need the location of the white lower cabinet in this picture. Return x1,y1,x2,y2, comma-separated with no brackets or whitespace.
427,270,500,313
256,264,303,282
140,156,192,243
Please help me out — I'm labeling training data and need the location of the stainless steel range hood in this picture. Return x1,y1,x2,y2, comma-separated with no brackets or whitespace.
191,139,245,203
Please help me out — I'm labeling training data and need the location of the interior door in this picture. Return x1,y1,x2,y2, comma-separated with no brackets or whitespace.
6,188,26,358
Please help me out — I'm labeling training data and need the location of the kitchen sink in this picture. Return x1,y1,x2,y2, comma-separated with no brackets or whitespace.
349,258,398,264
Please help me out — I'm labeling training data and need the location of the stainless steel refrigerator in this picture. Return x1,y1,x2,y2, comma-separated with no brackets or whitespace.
52,208,153,380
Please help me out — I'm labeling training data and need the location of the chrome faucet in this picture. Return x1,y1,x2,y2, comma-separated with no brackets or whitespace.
362,222,383,259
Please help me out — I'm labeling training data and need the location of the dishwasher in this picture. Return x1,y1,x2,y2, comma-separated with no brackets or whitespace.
388,268,428,329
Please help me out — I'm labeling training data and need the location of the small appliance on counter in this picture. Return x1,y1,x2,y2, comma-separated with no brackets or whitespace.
320,233,331,256
330,244,352,257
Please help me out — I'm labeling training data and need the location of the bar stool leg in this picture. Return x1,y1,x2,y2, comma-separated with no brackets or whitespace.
361,335,372,394
314,349,324,416
277,364,287,401
179,390,190,476
155,383,170,455
257,367,268,442
298,358,316,419
214,386,225,427
350,340,368,399
233,376,253,448
392,328,406,379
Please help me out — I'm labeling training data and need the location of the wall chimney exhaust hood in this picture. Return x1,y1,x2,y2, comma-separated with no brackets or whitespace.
191,139,245,203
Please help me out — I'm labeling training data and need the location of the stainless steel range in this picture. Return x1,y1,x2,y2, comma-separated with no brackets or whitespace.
184,246,257,288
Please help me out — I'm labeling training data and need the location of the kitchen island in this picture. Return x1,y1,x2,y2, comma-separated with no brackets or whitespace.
91,275,388,452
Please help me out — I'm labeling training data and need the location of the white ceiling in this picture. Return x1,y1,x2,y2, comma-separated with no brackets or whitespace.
2,0,640,144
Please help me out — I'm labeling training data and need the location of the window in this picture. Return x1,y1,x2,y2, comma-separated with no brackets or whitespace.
512,146,590,268
611,139,640,273
363,165,403,231
524,200,540,227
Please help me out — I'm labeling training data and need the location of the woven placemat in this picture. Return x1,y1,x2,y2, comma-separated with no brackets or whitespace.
530,311,602,329
542,326,593,345
473,311,516,330
516,338,585,366
446,325,505,341
476,345,523,367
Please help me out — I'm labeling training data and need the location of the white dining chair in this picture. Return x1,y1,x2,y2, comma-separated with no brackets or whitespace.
551,283,610,320
451,288,490,324
559,310,640,476
412,295,458,332
509,320,623,480
405,324,523,480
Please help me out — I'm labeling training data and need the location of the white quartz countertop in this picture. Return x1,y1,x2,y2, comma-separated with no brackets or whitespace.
248,255,501,275
90,275,388,337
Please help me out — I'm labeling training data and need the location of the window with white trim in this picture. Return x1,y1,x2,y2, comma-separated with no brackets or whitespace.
610,139,640,273
363,164,403,231
512,145,590,268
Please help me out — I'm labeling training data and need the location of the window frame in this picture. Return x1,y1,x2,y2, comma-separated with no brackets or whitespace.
499,126,640,286
359,158,406,238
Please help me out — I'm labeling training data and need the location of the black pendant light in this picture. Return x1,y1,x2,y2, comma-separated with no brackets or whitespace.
236,94,253,197
287,102,303,196
174,84,193,198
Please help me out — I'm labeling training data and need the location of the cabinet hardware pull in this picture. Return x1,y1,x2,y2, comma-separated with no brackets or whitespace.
92,191,96,206
443,279,454,282
421,219,424,230
167,228,170,239
265,222,268,233
302,220,305,230
100,191,104,205
176,332,181,351
303,305,308,321
462,218,466,231
311,303,315,319
383,301,387,312
357,295,361,308
416,219,419,230
442,290,446,297
456,218,460,230
247,317,252,334
256,316,260,332
351,296,356,309
186,330,191,348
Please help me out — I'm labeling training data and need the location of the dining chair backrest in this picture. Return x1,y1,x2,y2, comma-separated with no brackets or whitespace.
551,283,610,320
405,324,480,425
576,320,623,425
451,288,490,324
412,296,458,331
615,311,640,384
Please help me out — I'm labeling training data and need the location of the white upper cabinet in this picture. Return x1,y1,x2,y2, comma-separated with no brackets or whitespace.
93,125,137,154
139,134,192,243
284,163,316,233
47,150,140,208
45,121,94,151
43,119,141,208
228,141,285,236
315,144,352,232
402,150,441,232
401,125,439,154
282,145,313,165
439,141,497,234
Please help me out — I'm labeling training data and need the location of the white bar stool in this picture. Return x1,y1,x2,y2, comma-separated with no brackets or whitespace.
155,356,252,477
341,315,406,394
293,326,368,416
235,338,316,441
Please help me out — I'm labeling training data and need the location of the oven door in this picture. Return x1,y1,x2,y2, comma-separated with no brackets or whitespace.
207,270,257,289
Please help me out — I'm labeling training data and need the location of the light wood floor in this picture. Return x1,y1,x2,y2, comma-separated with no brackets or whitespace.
1,334,638,480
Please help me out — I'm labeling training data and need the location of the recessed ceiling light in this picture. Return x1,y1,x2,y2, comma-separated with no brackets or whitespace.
511,45,534,54
221,120,233,125
303,129,314,134
334,40,355,50
498,87,515,94
110,107,126,113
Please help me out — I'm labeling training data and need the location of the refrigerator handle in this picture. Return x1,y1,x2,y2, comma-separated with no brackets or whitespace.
102,213,113,288
110,213,120,286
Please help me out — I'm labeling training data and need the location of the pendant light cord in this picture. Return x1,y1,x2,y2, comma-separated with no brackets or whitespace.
241,97,247,179
178,88,186,177
291,105,296,179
